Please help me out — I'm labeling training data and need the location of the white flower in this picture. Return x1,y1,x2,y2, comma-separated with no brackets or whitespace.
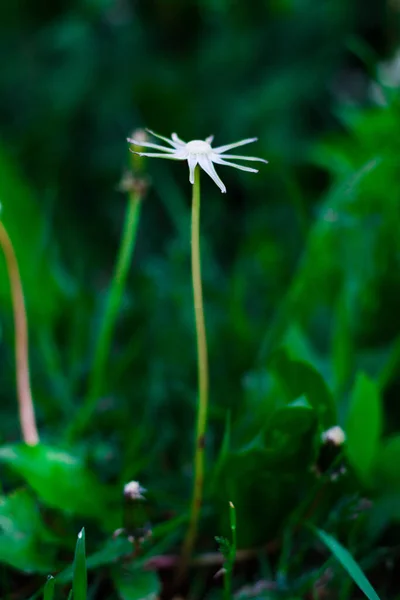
127,129,268,193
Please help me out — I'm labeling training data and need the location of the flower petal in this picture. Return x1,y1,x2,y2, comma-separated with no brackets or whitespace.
211,155,259,173
213,137,258,154
127,138,175,152
216,154,268,163
206,135,214,144
198,154,227,193
130,151,185,160
171,133,187,146
146,129,183,149
188,154,198,184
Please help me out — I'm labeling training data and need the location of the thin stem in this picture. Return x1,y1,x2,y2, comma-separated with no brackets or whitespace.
229,500,237,563
179,166,210,576
0,220,39,445
68,190,142,440
224,502,237,600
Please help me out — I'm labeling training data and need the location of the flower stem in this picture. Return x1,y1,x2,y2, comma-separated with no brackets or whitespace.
179,166,209,575
224,501,237,600
0,220,39,445
68,190,142,440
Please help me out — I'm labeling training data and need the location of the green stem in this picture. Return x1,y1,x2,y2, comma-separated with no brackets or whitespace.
229,501,237,562
68,190,142,440
225,501,237,600
179,166,209,575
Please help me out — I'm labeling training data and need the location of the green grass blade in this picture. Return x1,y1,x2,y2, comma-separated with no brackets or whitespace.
314,528,381,600
43,576,55,600
73,528,87,600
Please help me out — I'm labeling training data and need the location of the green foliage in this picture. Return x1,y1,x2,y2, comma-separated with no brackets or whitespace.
346,373,382,486
375,435,400,490
43,576,55,600
0,489,55,573
270,348,336,426
0,444,109,520
73,528,87,600
112,565,160,600
314,528,381,600
215,501,237,600
0,147,63,323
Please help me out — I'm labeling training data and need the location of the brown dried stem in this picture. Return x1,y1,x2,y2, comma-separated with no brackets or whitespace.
0,220,38,445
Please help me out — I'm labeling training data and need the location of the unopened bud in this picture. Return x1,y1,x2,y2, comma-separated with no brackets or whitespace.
124,480,146,500
127,128,149,173
321,426,346,447
129,128,148,145
118,170,149,196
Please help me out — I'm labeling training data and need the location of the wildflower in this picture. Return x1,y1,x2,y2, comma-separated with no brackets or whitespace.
127,129,268,193
321,425,346,446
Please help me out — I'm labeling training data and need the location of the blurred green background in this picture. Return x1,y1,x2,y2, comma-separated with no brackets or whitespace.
1,0,400,598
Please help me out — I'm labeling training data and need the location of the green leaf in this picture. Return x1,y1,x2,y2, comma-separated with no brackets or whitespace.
261,395,319,472
56,537,133,584
332,293,354,394
112,564,160,600
0,144,62,323
43,576,55,600
346,373,382,485
241,368,278,445
73,528,87,600
0,489,55,573
270,348,336,427
210,410,231,488
0,444,108,518
314,528,381,600
374,435,400,489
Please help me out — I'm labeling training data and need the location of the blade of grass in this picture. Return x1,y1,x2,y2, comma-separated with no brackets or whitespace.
43,576,55,600
73,528,87,600
312,527,381,600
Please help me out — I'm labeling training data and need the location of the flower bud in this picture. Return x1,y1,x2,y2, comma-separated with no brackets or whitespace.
321,425,346,446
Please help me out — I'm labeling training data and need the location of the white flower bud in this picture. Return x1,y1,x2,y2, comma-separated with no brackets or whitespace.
123,480,146,500
321,425,346,446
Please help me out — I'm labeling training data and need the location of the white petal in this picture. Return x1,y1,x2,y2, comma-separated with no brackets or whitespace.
211,155,259,173
171,133,187,146
213,137,258,154
198,154,227,193
146,129,182,148
127,138,175,152
206,135,214,144
216,154,268,163
188,154,198,184
130,151,185,160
